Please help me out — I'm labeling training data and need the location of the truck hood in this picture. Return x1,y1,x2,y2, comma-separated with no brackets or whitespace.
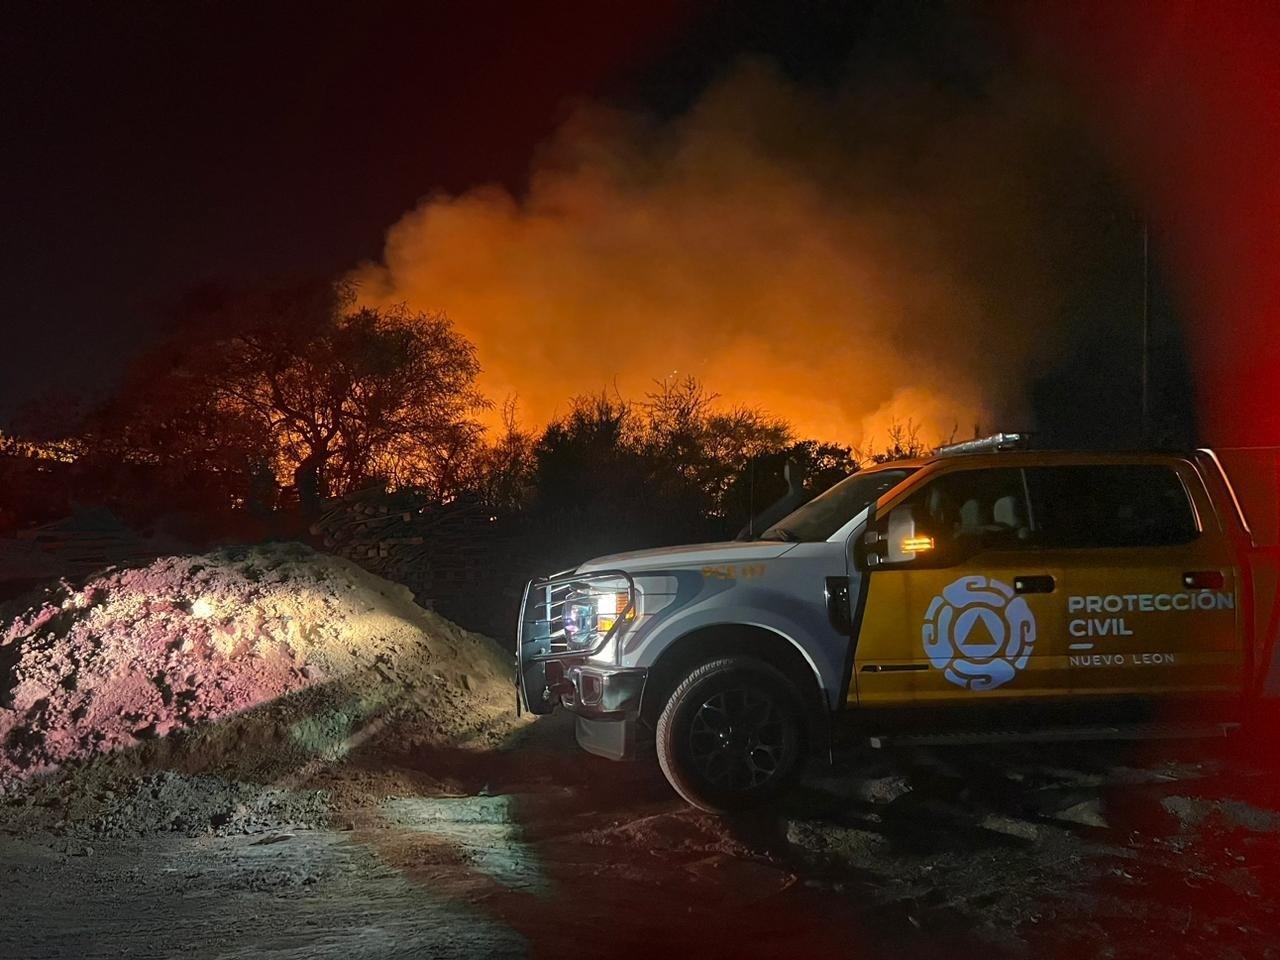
577,540,798,573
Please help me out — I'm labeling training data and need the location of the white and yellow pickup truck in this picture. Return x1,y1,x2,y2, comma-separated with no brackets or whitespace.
517,436,1280,811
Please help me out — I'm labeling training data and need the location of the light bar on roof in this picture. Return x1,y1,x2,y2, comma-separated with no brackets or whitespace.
934,432,1028,457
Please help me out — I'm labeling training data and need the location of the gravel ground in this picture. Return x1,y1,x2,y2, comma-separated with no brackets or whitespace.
3,713,1278,960
1,830,527,960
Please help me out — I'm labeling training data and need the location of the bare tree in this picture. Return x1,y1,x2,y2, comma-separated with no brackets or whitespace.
640,376,791,513
854,418,929,464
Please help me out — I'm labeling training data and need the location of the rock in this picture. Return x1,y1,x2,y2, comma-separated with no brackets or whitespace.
980,814,1039,841
1220,799,1280,834
1161,794,1209,829
860,775,913,805
1051,799,1108,828
1162,795,1280,834
251,832,295,846
786,818,891,862
810,773,913,805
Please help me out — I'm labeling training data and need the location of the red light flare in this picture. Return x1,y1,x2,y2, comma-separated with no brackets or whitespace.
1009,0,1280,448
1009,1,1280,882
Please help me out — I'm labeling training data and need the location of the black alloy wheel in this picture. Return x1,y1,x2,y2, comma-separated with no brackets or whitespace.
655,656,806,813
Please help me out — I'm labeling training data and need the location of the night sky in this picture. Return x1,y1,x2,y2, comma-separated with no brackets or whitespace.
1,1,1193,446
0,0,690,415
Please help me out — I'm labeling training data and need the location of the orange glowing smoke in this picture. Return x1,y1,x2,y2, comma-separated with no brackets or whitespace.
353,61,1082,446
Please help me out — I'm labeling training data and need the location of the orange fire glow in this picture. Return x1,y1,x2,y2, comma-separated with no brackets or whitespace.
354,62,1077,447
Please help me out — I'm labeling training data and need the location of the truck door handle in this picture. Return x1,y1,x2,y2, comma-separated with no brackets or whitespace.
1183,570,1225,590
1013,575,1055,594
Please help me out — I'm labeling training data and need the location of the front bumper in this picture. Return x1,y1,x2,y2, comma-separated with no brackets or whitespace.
565,665,647,761
560,664,647,718
575,715,639,761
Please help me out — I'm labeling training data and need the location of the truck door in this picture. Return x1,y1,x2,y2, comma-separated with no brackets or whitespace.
851,467,1069,705
1023,462,1241,697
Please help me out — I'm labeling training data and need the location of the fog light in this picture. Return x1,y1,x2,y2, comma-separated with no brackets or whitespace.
580,672,603,705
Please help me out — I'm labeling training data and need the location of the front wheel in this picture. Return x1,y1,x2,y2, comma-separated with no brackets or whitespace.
655,656,807,813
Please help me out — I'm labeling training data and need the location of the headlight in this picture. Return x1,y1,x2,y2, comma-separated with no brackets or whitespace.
562,586,633,650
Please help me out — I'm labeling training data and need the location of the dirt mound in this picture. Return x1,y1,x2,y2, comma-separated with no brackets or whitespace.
0,542,520,786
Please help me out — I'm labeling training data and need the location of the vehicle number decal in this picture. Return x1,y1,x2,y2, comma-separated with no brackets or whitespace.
701,563,766,580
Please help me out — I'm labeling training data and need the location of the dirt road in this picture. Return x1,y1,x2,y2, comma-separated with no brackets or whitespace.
4,712,1278,960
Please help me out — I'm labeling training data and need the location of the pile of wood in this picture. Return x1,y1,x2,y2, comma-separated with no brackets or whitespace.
309,487,509,618
3,507,157,581
310,487,423,561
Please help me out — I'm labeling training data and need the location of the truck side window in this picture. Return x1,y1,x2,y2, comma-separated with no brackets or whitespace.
886,468,1031,563
1024,465,1197,548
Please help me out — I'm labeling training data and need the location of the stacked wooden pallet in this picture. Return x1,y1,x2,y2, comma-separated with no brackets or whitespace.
13,507,154,577
309,487,509,616
310,487,420,560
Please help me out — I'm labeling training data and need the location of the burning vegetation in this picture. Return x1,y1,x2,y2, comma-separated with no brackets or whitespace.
352,60,1114,446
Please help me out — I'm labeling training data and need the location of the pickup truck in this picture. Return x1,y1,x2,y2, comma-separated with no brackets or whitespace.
516,436,1280,812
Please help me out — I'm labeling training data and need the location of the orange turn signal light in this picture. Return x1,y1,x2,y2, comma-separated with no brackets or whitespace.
902,536,935,553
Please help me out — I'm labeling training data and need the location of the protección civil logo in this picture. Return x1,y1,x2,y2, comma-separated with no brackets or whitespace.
922,575,1036,691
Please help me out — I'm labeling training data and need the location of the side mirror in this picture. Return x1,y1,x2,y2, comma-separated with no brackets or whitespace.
885,504,935,564
856,503,938,570
885,505,916,564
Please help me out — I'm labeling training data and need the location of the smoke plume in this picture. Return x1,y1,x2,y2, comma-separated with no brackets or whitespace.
353,60,1085,446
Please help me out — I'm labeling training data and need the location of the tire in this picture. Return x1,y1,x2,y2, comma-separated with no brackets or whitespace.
655,656,807,813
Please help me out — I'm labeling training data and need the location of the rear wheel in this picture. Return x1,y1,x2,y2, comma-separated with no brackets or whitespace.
655,656,806,813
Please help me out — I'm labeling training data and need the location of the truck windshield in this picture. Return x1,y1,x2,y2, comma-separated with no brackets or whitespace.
759,467,917,542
